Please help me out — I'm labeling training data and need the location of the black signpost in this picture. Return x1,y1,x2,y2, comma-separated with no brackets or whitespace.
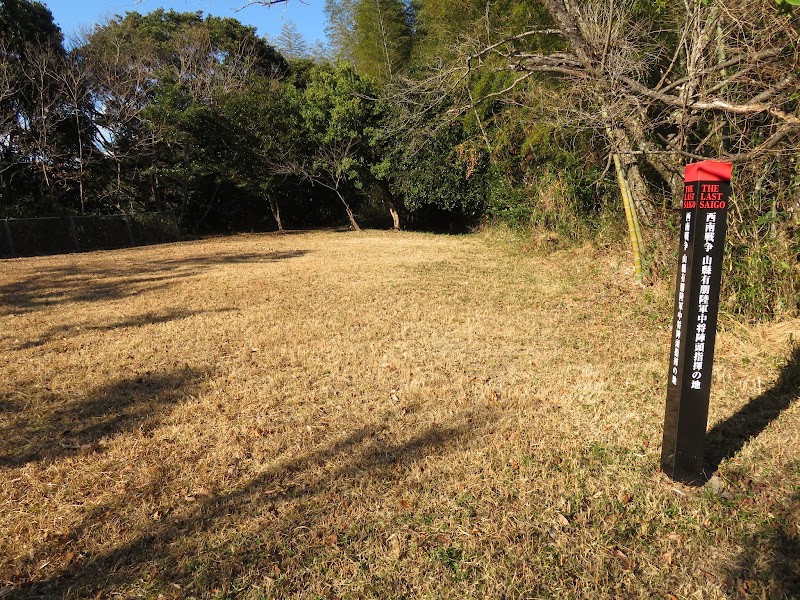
661,161,732,484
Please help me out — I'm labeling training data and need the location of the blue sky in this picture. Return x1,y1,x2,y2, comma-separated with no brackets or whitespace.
42,0,328,47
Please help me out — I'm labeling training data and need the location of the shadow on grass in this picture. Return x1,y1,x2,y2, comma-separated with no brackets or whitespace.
0,367,204,468
725,473,800,597
152,250,309,269
0,250,309,315
7,307,236,351
702,346,800,596
704,345,800,476
9,407,494,598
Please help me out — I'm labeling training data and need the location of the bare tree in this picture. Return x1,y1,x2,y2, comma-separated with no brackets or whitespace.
465,1,799,212
238,0,294,7
0,42,22,177
271,138,363,231
85,37,163,210
51,47,94,212
16,42,75,198
368,0,796,285
172,26,267,106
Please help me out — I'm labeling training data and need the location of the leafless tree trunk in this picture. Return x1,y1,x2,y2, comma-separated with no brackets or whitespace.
445,0,798,221
269,140,363,231
377,180,400,230
268,196,284,231
388,202,400,231
53,49,93,213
335,188,361,231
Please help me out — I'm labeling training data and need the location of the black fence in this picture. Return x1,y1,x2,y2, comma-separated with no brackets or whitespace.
0,213,181,259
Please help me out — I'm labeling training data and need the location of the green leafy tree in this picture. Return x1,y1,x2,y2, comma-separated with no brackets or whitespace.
273,62,379,230
377,100,488,227
214,79,304,231
275,19,309,59
0,0,92,216
324,0,357,62
81,9,287,225
352,0,413,81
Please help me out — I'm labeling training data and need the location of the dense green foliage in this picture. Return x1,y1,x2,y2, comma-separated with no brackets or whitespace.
1,0,797,319
352,0,412,81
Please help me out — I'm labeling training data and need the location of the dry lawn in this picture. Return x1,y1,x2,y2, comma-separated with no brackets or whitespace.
0,229,798,599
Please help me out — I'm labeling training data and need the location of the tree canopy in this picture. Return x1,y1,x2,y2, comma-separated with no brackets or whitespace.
1,0,797,319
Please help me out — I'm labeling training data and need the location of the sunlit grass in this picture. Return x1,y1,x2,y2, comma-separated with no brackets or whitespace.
0,230,798,598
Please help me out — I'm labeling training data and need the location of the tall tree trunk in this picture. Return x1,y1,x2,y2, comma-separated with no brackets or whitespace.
389,203,400,231
378,180,400,230
115,160,122,211
180,149,190,224
269,196,284,232
335,189,361,231
601,110,658,226
150,173,158,209
75,111,84,214
196,182,220,230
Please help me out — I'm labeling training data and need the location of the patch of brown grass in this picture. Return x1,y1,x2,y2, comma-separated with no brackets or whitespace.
0,230,798,599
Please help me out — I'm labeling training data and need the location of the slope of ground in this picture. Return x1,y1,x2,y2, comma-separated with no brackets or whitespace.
0,230,798,598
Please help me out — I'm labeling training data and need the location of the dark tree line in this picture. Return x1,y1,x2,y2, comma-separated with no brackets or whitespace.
2,0,798,318
322,0,799,319
0,1,398,232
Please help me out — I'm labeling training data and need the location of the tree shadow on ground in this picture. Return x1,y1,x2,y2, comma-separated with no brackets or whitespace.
5,307,236,351
725,472,800,597
151,250,309,269
8,406,495,598
0,250,309,315
0,367,205,468
702,345,800,597
704,345,800,477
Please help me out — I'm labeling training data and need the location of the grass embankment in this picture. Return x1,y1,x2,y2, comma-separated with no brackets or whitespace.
0,230,798,599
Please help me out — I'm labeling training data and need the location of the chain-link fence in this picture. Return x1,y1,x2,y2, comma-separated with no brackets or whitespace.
0,213,181,258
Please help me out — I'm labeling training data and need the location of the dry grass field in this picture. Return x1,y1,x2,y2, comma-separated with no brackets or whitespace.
1,229,798,599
